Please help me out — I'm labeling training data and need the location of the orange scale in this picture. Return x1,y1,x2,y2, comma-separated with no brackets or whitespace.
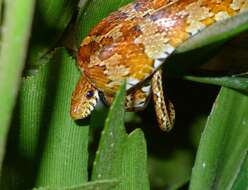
122,27,143,41
169,35,185,47
202,17,215,26
170,0,195,13
131,73,143,81
152,0,170,9
78,47,93,63
122,44,143,55
86,69,107,83
86,67,121,93
89,20,114,36
99,37,114,47
96,80,115,94
89,10,128,36
201,0,217,8
141,66,154,74
167,22,189,45
78,44,100,67
127,57,153,76
211,3,236,15
134,62,153,71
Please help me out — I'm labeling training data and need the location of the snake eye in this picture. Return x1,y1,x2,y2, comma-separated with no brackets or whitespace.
86,90,94,98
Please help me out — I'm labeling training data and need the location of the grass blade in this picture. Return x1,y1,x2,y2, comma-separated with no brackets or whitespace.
189,87,248,190
119,129,149,190
91,82,127,180
91,83,150,189
231,154,248,190
183,75,248,92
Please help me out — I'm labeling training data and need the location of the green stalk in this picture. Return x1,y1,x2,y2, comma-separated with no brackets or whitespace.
0,0,35,171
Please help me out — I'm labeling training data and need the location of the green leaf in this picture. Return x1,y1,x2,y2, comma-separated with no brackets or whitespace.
30,49,89,187
189,87,248,190
176,11,248,53
0,48,89,189
119,129,149,190
91,83,149,189
91,82,127,180
231,154,248,190
183,75,248,92
0,0,35,173
33,179,119,190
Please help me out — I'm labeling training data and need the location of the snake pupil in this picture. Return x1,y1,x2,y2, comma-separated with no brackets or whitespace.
86,90,94,98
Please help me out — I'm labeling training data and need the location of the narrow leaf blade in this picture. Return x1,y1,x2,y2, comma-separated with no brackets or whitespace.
119,129,150,190
231,154,248,190
1,49,89,189
189,87,248,190
91,82,127,180
183,75,248,92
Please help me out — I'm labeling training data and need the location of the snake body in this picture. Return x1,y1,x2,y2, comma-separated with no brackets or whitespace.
71,0,248,130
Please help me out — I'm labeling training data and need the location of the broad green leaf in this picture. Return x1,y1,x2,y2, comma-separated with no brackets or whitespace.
27,0,79,65
91,82,127,180
33,179,119,190
0,48,89,189
189,87,248,190
176,11,248,53
75,0,132,46
32,49,89,187
0,0,35,173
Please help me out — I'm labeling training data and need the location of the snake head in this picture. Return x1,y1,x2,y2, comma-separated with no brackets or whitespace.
71,75,99,120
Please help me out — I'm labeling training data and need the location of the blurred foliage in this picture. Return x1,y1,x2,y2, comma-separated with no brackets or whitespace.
0,0,36,173
0,0,248,190
26,0,79,66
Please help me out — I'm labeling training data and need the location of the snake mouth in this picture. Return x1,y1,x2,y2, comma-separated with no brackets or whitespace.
70,74,100,121
71,95,98,120
70,105,92,120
